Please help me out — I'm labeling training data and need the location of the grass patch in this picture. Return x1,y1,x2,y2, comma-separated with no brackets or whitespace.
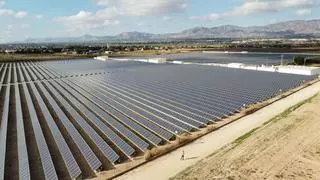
234,93,318,146
263,93,318,126
232,93,319,147
234,127,260,145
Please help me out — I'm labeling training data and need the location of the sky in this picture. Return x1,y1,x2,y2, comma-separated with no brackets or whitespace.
0,0,319,42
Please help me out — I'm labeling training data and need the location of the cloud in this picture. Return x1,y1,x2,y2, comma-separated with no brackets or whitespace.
0,1,5,8
21,24,30,29
162,16,172,21
56,0,187,31
191,13,220,21
0,9,14,16
137,22,145,26
296,8,312,15
4,25,13,37
55,9,120,31
7,24,13,30
0,1,28,18
192,0,314,21
15,11,28,18
94,0,187,16
35,14,43,19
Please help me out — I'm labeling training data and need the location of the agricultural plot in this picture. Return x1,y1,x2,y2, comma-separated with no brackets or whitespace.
0,59,315,179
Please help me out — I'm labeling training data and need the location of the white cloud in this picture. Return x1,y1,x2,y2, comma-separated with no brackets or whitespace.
95,0,187,16
15,11,28,18
35,14,43,19
191,13,220,21
7,24,13,30
269,19,278,24
192,0,314,21
21,24,30,29
0,2,28,18
0,1,5,8
162,16,172,21
4,25,13,37
137,22,145,26
56,9,120,31
296,8,312,15
56,0,187,31
0,9,14,16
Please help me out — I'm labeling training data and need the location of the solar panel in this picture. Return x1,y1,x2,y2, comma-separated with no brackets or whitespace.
28,82,82,179
88,76,206,127
21,83,58,180
0,85,10,180
73,78,189,134
97,79,212,123
35,81,102,174
64,78,166,145
105,78,218,121
51,79,136,158
44,80,120,164
15,83,31,180
55,79,150,152
64,78,174,141
105,77,221,120
0,64,5,84
0,58,315,179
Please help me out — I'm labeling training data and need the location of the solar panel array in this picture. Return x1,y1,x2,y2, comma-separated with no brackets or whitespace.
0,59,315,179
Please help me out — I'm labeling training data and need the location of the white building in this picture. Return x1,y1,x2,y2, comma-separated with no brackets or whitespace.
94,56,109,61
275,66,320,76
5,49,17,54
148,58,167,64
227,63,245,68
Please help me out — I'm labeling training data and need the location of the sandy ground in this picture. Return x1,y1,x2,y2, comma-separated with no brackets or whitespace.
115,81,320,180
173,93,320,180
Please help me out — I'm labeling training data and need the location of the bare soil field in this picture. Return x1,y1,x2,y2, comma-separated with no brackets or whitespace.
0,54,94,62
173,93,320,180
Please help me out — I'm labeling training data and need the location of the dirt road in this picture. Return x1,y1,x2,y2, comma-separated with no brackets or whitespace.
115,81,320,180
174,93,320,180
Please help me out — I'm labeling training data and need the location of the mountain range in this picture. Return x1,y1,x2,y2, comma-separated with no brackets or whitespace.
22,19,320,43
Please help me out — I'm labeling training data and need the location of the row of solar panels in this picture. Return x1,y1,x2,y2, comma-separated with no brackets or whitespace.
0,60,315,180
0,62,176,180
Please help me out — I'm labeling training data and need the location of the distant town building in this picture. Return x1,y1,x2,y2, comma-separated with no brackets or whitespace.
5,49,17,54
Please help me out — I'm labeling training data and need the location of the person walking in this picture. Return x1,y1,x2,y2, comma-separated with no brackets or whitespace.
180,150,185,160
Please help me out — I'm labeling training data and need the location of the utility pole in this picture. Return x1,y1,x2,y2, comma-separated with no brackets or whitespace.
304,57,308,66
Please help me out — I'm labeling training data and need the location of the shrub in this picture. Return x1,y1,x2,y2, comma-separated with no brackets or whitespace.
293,56,306,65
294,56,320,65
176,134,193,144
144,150,152,161
307,57,320,65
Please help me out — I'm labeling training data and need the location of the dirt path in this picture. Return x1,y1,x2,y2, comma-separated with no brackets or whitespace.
115,81,320,180
173,92,320,180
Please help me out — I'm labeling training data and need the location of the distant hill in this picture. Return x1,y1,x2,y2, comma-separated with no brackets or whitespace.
158,20,320,39
21,19,320,43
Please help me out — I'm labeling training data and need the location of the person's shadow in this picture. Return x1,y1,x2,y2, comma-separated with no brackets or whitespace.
184,156,199,160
